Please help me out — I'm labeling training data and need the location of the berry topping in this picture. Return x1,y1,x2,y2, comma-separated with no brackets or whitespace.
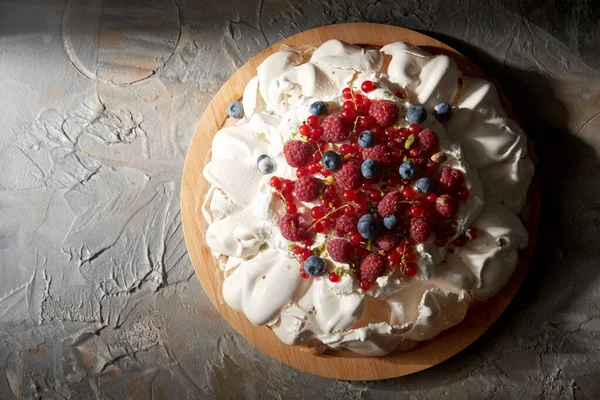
435,194,458,217
439,167,464,189
399,161,417,179
410,217,433,243
257,154,274,174
358,130,375,148
368,100,399,127
321,114,352,142
329,272,341,282
283,140,313,168
357,214,381,239
416,128,439,153
327,239,353,263
361,144,389,164
294,176,322,202
361,80,376,93
304,256,326,277
227,101,244,118
377,190,403,216
334,161,361,190
466,226,478,239
360,253,385,283
334,214,358,236
415,177,433,193
279,214,310,242
321,151,341,171
433,102,452,122
375,232,398,252
361,159,379,179
383,215,398,229
405,105,427,124
309,101,328,116
269,176,282,189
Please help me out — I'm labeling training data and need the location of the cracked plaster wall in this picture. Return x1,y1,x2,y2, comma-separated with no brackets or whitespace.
0,0,598,398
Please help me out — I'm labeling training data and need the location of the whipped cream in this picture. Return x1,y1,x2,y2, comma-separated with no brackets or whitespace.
201,40,533,356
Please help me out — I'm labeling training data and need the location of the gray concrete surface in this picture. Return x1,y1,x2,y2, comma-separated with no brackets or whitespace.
0,0,599,398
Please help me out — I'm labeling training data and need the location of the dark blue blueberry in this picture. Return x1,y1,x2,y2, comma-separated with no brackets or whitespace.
357,214,381,239
309,101,328,116
227,101,244,118
321,151,341,171
405,106,427,124
257,154,274,174
358,130,375,148
433,103,452,123
304,256,326,277
399,161,417,179
361,159,379,179
383,215,398,230
415,177,433,193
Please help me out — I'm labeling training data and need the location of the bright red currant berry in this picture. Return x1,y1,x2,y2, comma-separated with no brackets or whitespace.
323,185,336,198
409,148,421,158
312,127,324,138
401,187,417,200
342,87,353,99
409,205,425,217
343,205,355,216
350,232,362,245
312,152,322,162
403,262,418,276
426,193,437,203
361,181,372,190
301,249,313,261
340,144,351,154
394,90,405,99
299,124,311,136
361,80,375,93
310,206,325,219
369,190,383,202
342,190,356,201
355,93,365,104
286,203,297,214
296,168,309,178
458,188,470,200
307,163,320,174
328,272,341,282
307,115,320,128
386,252,400,264
360,280,373,291
351,140,360,151
400,127,411,137
320,166,333,177
343,100,355,110
281,179,294,193
300,269,309,279
292,245,303,255
408,124,420,134
269,176,282,190
341,108,356,121
313,223,325,233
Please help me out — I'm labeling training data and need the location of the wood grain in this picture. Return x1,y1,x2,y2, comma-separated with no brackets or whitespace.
181,23,540,380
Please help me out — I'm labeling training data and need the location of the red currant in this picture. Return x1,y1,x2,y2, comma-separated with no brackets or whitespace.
350,232,362,245
369,190,382,202
401,187,417,200
361,181,372,191
400,127,411,137
296,168,309,178
320,166,333,176
270,176,282,190
313,223,325,233
458,188,470,200
312,152,322,162
307,163,320,174
386,252,400,264
310,206,325,219
340,144,351,154
312,127,324,139
342,100,355,110
408,124,420,134
466,226,478,240
323,185,336,198
426,193,437,203
292,246,302,255
403,262,418,276
342,190,356,201
299,124,311,136
351,141,360,151
307,115,320,128
409,205,425,217
286,203,297,214
300,269,309,279
328,272,341,283
409,148,421,158
360,280,372,291
361,80,375,93
342,87,353,99
394,90,405,99
302,249,313,261
358,115,376,130
343,205,355,216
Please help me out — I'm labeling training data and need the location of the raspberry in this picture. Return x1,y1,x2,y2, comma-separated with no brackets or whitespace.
283,140,313,167
435,194,458,218
294,176,322,202
334,214,358,236
375,232,398,252
321,114,352,142
334,161,361,190
278,214,309,242
377,190,403,216
361,144,389,164
417,128,439,153
327,239,353,263
439,167,464,190
359,253,385,283
368,100,399,127
410,217,433,243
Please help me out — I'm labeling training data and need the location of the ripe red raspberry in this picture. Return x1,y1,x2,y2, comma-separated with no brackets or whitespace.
359,253,385,283
334,161,361,190
410,217,433,243
278,214,309,242
283,140,313,167
327,239,353,263
361,144,389,164
334,214,358,236
377,190,403,216
375,232,398,252
439,167,464,189
294,176,322,202
368,100,399,127
417,128,439,153
435,194,458,218
321,114,352,142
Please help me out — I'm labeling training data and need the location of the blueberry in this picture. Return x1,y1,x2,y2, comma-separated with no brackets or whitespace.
383,215,398,230
357,214,381,239
361,159,379,179
433,103,452,123
257,154,274,174
399,161,417,179
358,130,375,148
406,106,427,124
227,101,244,118
304,256,326,277
415,177,432,193
321,151,341,171
309,101,327,116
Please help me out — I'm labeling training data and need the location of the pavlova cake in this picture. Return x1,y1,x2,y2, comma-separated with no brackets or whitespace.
201,40,534,356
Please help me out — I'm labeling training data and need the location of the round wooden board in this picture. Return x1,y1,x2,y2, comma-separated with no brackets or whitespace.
181,23,540,381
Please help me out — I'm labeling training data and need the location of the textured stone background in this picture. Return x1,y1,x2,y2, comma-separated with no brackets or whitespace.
0,0,599,398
